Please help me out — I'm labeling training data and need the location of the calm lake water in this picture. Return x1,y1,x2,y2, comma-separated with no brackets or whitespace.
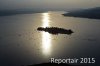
0,11,100,66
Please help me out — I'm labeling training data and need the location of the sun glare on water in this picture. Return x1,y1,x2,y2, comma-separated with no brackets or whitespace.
42,13,52,56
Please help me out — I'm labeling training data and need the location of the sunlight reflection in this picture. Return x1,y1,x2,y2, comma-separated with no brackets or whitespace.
42,13,51,56
42,13,50,28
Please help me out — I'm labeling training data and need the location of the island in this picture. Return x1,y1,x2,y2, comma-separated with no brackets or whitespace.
37,27,74,35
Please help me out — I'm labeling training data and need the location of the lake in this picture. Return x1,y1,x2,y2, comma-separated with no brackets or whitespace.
0,11,100,66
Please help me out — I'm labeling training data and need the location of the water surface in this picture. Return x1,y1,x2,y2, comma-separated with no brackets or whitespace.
0,11,100,66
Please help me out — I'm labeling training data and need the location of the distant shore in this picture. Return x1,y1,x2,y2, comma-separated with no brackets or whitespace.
63,7,100,19
0,10,45,16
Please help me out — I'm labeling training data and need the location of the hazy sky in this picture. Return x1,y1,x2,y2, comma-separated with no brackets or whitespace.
0,0,100,10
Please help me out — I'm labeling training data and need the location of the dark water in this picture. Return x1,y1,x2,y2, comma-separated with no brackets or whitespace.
0,11,100,66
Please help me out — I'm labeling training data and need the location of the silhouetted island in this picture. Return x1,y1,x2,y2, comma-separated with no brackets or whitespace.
37,27,74,35
63,7,100,19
